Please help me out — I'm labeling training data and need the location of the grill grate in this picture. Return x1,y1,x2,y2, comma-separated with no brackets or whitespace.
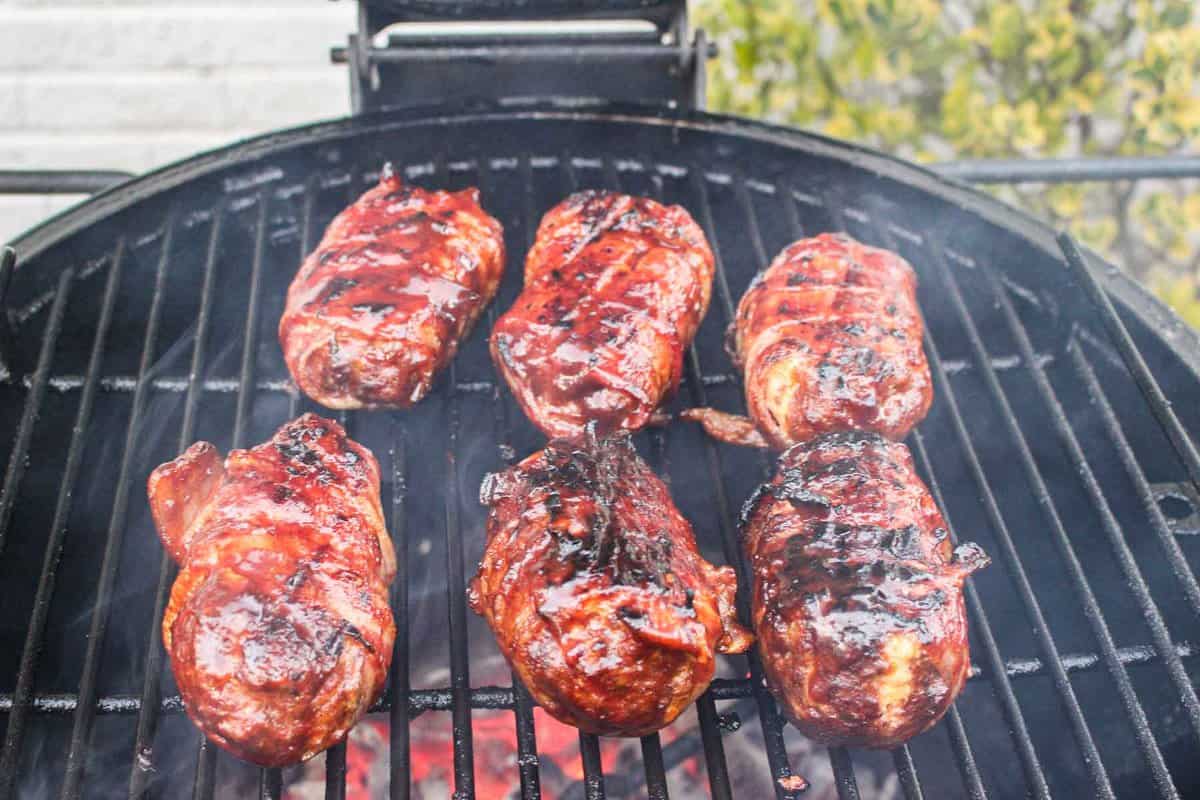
1,109,1199,799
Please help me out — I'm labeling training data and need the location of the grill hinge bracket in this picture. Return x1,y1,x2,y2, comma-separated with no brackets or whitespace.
332,1,712,113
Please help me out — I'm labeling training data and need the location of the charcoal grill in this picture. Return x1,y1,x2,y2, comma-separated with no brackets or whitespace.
3,2,1200,799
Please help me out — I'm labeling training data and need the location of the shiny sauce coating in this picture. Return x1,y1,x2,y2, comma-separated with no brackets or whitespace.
741,432,987,748
491,190,714,438
280,165,505,409
685,233,932,449
148,414,395,766
469,434,751,736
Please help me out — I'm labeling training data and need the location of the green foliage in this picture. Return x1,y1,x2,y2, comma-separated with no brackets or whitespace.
696,0,1200,327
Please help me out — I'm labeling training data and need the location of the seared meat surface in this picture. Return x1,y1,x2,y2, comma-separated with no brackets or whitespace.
491,191,714,438
280,164,505,409
148,414,395,766
741,432,987,748
684,233,932,449
469,433,752,736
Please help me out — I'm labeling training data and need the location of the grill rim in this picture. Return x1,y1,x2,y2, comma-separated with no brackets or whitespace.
6,98,1199,379
3,98,1200,798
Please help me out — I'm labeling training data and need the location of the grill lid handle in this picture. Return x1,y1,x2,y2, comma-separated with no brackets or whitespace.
360,0,679,23
336,0,710,112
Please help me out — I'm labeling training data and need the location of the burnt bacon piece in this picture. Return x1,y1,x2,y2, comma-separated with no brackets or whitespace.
280,164,505,409
683,233,932,449
741,432,988,748
469,433,752,736
490,190,715,438
147,414,395,766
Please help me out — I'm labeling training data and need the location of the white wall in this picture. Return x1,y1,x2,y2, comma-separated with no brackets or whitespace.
0,0,355,241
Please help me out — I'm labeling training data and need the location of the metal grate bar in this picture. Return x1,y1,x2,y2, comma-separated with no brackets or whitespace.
425,155,476,800
295,178,363,800
788,181,977,800
928,236,1177,796
443,371,477,799
262,188,302,800
324,726,347,800
1057,234,1200,491
12,358,1059,399
323,378,351,800
193,192,272,800
0,243,120,800
192,744,216,799
610,155,692,800
14,632,1195,718
941,707,987,800
640,736,670,800
511,682,541,800
891,745,924,800
693,694,733,800
233,192,270,451
557,154,613,800
789,186,971,800
128,200,227,799
260,769,283,800
829,190,1048,798
498,155,543,800
578,732,607,800
637,153,733,800
746,175,870,800
293,176,361,800
732,171,771,270
61,211,177,800
912,404,1049,798
993,273,1200,744
1068,343,1200,616
696,171,737,323
389,425,411,800
352,167,410,800
684,170,799,800
829,748,861,800
922,320,1115,798
0,262,73,556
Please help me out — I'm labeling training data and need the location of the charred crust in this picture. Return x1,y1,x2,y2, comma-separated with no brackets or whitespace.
274,422,338,484
738,480,773,530
504,434,688,597
315,277,359,304
351,302,395,315
340,621,374,654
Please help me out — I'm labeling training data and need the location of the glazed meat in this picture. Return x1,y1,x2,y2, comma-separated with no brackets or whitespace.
280,164,505,409
683,233,932,449
469,433,752,736
491,191,714,438
741,432,988,748
147,414,395,766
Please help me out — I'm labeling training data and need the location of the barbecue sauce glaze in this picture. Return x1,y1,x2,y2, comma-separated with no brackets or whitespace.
280,164,505,409
741,432,988,748
148,414,395,766
491,190,714,438
684,233,932,449
469,433,752,736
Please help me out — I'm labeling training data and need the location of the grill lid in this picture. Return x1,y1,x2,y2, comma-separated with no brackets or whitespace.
2,102,1200,799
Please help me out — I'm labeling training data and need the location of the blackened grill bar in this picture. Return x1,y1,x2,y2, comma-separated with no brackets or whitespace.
0,108,1198,799
8,635,1199,714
